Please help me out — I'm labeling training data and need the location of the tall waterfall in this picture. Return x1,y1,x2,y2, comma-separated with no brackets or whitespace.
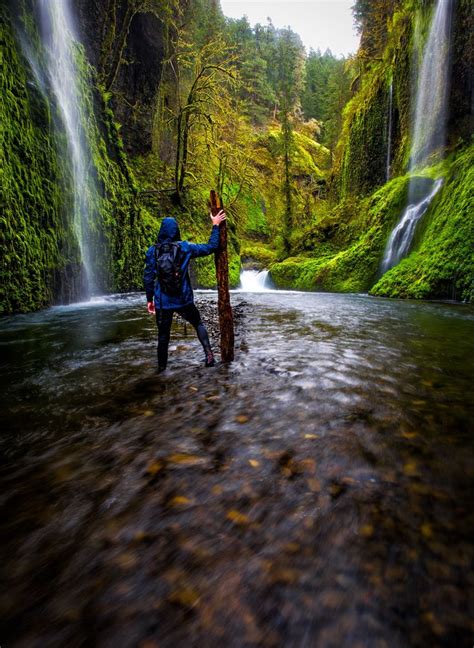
386,81,393,182
410,0,453,170
381,0,452,274
34,0,99,296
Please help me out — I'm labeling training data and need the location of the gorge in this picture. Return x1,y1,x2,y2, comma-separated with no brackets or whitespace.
1,0,472,313
1,2,473,646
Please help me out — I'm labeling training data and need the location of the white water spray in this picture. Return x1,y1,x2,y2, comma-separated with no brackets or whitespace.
36,0,98,295
381,179,443,273
239,270,270,292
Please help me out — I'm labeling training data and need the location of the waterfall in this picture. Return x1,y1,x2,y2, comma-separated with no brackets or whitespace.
386,81,393,182
381,0,452,275
410,0,453,170
381,179,443,273
28,0,99,296
239,270,270,292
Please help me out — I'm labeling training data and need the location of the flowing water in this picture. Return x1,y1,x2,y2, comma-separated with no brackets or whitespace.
239,270,270,292
410,0,453,170
381,0,453,275
381,178,443,273
1,291,473,647
24,0,99,295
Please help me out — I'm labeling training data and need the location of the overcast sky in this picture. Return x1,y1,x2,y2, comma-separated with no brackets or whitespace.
220,0,360,57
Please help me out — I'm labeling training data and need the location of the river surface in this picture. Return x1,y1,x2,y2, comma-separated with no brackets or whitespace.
1,291,473,647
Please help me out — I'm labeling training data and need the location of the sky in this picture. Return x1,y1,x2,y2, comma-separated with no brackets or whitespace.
220,0,360,57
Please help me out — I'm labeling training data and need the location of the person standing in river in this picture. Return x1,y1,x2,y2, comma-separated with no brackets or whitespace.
144,211,226,371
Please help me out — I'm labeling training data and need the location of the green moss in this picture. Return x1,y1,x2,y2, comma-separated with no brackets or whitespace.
0,8,71,313
333,3,415,197
371,145,474,301
240,241,277,267
269,256,329,290
270,175,409,292
0,6,156,314
292,131,330,175
240,192,270,239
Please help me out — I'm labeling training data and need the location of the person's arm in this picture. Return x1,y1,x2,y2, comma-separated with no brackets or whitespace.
144,246,156,313
186,210,226,258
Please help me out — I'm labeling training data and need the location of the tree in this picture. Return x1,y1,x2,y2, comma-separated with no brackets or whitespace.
275,28,305,253
322,59,352,158
225,17,276,123
168,37,236,204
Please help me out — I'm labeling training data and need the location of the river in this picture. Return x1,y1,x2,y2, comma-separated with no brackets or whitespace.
1,290,473,647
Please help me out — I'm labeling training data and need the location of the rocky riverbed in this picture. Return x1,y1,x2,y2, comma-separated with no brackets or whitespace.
1,291,473,647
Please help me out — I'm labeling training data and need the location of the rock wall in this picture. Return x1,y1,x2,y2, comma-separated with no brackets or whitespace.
270,0,473,301
335,0,473,199
76,0,167,156
0,2,154,313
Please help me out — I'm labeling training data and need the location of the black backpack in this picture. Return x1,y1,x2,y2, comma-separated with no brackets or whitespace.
155,242,184,296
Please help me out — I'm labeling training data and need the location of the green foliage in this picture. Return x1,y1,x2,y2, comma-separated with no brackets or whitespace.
170,36,237,202
0,7,154,313
371,146,474,301
225,17,276,124
0,9,69,313
3,0,472,314
239,193,270,239
300,49,352,151
240,242,277,267
269,175,409,292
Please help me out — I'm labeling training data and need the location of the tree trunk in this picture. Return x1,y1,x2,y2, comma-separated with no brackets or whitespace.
210,190,234,362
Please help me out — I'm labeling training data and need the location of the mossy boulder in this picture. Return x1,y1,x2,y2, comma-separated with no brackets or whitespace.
240,241,277,269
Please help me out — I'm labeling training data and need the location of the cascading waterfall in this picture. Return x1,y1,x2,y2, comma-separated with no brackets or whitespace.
386,81,393,182
381,0,452,274
239,270,270,292
410,0,453,171
28,0,99,296
381,179,443,273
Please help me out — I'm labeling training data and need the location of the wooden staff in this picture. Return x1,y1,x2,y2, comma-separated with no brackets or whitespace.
210,190,234,362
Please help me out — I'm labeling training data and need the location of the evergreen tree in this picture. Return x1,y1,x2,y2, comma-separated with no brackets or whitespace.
275,27,305,253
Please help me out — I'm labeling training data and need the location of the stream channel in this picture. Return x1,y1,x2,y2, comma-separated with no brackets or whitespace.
1,288,473,647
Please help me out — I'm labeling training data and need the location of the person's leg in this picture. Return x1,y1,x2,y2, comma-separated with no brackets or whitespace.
155,308,174,371
179,303,215,366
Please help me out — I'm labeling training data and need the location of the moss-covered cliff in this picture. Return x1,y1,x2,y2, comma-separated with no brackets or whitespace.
0,2,156,313
1,0,472,313
1,7,71,313
371,145,473,300
270,145,473,301
270,0,473,301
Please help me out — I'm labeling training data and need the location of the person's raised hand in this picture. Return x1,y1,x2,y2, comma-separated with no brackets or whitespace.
210,209,226,226
147,301,155,315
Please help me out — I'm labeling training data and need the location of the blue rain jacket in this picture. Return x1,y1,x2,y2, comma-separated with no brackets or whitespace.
144,217,219,309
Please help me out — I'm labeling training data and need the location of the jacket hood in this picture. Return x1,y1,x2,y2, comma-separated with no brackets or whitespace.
157,217,181,243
